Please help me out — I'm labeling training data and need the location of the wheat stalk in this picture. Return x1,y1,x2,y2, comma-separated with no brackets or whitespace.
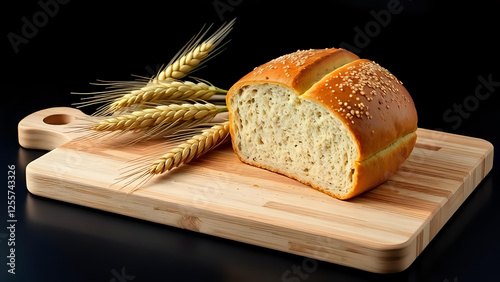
92,103,227,133
154,19,235,81
156,42,214,80
72,19,235,115
107,80,227,113
148,121,230,174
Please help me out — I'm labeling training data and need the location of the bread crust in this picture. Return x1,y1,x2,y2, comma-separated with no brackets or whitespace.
231,48,360,94
227,48,418,200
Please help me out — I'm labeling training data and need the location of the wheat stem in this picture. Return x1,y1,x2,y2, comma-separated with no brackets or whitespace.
148,121,230,174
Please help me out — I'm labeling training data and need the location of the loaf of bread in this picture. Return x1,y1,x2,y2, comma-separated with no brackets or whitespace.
226,48,418,200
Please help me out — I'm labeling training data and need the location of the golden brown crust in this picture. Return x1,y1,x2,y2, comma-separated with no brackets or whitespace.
230,48,360,95
227,48,418,200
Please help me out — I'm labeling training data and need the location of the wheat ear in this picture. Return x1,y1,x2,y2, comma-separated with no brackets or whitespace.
92,103,227,133
154,18,235,81
148,121,230,174
107,80,227,113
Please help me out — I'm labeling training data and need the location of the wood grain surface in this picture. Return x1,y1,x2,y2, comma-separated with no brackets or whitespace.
19,107,494,273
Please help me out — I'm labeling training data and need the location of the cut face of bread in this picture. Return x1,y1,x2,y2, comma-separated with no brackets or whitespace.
227,49,418,200
231,84,358,195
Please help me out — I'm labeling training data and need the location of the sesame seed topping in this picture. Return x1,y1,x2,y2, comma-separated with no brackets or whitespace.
251,49,323,77
323,60,407,123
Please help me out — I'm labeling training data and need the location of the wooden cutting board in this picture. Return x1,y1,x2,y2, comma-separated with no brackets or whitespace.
19,107,494,273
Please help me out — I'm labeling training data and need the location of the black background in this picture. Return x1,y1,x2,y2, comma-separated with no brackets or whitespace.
2,0,500,281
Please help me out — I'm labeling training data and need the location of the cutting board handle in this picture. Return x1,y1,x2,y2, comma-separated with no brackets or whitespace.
18,107,89,151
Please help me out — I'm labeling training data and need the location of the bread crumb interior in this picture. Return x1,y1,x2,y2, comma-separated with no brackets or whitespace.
230,84,358,194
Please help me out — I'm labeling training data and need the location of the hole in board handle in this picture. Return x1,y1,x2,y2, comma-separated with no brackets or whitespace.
43,114,74,125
